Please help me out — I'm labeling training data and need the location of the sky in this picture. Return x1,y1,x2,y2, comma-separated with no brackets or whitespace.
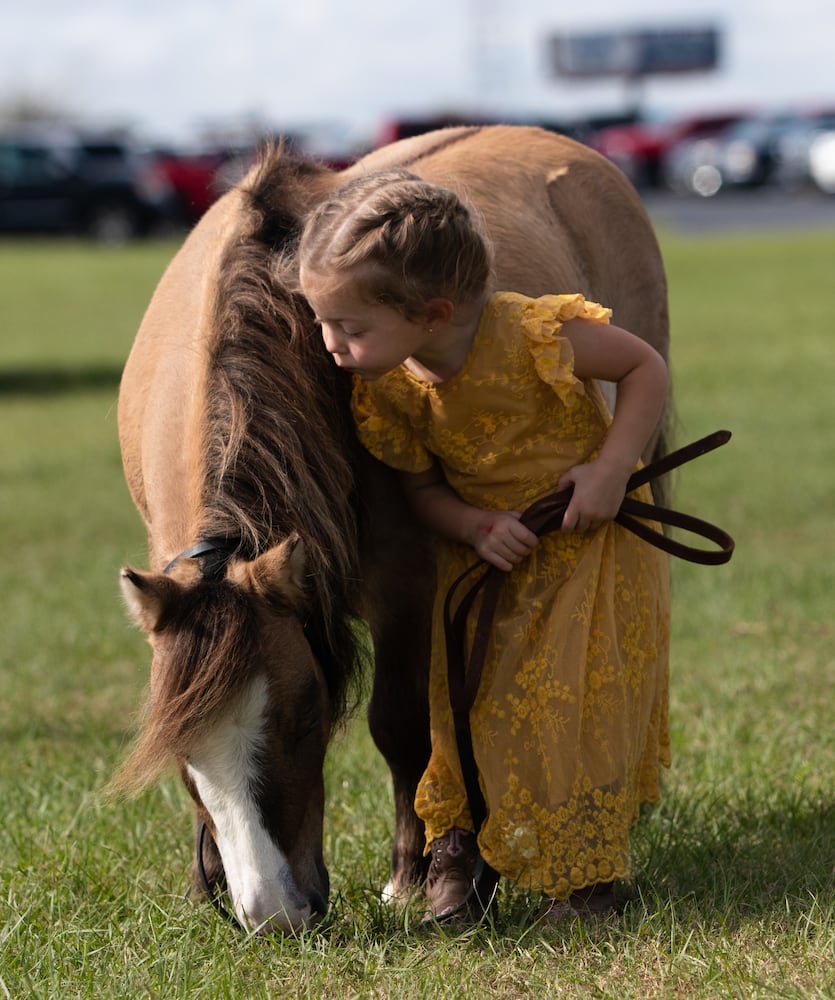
3,0,835,148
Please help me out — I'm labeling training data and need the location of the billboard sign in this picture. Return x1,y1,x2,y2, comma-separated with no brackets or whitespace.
549,26,720,79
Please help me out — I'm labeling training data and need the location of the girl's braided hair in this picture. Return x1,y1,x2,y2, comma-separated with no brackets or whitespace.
298,169,493,320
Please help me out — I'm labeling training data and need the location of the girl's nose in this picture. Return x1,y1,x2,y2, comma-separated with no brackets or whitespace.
321,324,346,355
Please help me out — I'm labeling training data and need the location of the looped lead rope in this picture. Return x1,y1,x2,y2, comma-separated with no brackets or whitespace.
444,430,735,833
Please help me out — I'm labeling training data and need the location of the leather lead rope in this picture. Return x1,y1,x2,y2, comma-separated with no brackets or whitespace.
444,429,735,831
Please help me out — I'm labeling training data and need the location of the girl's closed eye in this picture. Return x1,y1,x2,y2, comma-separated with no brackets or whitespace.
311,315,361,338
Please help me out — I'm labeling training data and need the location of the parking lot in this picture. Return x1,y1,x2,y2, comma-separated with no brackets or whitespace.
3,116,835,243
643,187,835,233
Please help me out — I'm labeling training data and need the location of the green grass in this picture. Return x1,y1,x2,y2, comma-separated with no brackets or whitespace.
1,229,833,999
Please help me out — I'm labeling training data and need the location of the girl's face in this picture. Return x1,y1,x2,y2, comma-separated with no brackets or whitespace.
300,267,431,381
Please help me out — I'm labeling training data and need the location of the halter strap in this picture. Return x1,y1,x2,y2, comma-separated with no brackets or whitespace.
162,537,240,577
195,820,238,925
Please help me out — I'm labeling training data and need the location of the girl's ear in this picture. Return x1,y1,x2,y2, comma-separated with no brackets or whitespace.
424,297,456,326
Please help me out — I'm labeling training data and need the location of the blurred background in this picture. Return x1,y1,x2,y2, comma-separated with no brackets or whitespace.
2,0,835,241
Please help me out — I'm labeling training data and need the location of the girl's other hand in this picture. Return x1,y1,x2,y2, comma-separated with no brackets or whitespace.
471,510,539,571
557,459,630,534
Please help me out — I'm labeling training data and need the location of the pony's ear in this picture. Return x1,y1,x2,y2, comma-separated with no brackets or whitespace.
249,534,308,609
120,567,180,632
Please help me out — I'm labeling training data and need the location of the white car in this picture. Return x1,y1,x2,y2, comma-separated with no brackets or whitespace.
808,131,835,193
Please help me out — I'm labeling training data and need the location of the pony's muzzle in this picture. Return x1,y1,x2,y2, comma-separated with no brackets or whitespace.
238,867,329,935
240,891,327,935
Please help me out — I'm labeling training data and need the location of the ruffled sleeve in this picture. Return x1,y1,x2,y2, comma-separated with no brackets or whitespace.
517,293,611,405
351,375,434,473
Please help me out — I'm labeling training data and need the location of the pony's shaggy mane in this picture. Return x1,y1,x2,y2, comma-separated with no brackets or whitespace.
197,143,368,721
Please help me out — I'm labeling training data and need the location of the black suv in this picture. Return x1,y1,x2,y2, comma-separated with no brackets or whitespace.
0,127,178,241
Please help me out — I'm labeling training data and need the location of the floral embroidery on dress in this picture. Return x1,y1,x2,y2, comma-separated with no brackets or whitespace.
352,291,670,899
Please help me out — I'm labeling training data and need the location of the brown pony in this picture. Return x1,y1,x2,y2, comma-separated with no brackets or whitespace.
115,125,669,933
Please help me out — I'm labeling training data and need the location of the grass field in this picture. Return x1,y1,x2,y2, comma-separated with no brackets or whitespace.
1,226,833,999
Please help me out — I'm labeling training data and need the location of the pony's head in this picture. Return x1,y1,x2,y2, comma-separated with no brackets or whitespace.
115,535,331,933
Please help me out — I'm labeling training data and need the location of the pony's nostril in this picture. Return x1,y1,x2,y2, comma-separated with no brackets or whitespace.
309,888,328,919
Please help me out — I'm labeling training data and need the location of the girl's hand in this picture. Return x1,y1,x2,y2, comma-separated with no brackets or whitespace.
470,510,539,571
557,459,630,534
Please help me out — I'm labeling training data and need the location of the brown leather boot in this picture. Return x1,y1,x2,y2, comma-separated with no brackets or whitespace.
422,827,482,924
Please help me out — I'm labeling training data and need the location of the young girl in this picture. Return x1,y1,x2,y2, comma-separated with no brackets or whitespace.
298,169,671,925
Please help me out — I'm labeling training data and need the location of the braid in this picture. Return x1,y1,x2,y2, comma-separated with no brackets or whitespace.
299,169,492,318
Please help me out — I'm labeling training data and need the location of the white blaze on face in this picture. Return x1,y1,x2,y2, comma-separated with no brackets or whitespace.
186,675,312,934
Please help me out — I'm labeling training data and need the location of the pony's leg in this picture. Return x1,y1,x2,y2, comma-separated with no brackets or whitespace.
367,598,433,900
360,462,434,900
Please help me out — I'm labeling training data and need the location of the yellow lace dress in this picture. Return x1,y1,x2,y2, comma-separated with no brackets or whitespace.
352,291,670,898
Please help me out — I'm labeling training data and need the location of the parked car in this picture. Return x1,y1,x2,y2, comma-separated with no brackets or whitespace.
0,126,178,241
374,111,641,150
545,110,640,145
771,109,835,190
151,148,224,224
589,109,748,189
808,129,835,193
152,123,367,226
663,113,792,196
665,108,835,196
374,113,502,148
151,145,249,224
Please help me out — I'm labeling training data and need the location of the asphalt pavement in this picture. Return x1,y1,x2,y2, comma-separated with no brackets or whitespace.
642,188,835,234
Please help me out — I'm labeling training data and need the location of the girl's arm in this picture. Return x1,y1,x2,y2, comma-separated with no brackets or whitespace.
401,463,538,572
557,317,668,533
